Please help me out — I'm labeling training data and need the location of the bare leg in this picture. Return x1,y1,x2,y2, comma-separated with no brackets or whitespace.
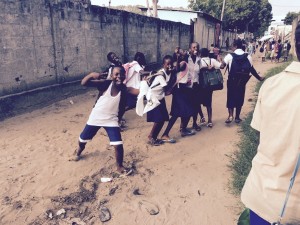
114,144,125,173
73,141,86,161
149,122,164,140
152,122,164,140
225,108,234,123
161,116,178,139
181,117,189,131
235,106,242,123
207,106,212,123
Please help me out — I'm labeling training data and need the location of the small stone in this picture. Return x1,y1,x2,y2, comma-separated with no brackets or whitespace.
99,206,111,222
133,188,142,195
56,208,66,216
109,186,118,196
99,199,109,206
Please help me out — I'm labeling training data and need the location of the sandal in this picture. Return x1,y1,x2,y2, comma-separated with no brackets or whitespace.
206,122,213,128
225,116,233,124
192,124,202,131
200,117,206,125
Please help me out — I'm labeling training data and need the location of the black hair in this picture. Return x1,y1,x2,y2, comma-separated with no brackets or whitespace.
134,52,146,67
233,39,243,49
163,55,173,64
200,48,209,57
111,65,125,76
107,52,115,61
189,42,200,49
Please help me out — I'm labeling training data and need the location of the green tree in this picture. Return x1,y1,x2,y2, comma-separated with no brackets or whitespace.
284,11,300,25
188,0,272,36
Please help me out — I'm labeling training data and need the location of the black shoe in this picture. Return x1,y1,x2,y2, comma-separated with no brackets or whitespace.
235,118,242,123
181,129,196,137
225,116,233,124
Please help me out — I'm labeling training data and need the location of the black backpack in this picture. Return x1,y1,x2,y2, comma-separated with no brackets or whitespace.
229,53,251,87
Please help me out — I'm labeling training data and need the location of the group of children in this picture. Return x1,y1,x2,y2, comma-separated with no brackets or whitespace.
73,41,252,174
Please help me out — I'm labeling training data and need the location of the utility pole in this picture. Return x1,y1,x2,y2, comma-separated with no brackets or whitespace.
219,0,226,49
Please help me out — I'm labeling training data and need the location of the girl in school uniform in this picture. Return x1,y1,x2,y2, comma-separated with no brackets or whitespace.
188,42,205,130
160,48,195,143
146,55,173,146
199,48,222,127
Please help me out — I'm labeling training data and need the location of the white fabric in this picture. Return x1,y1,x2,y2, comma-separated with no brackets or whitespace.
136,80,161,116
135,81,160,116
223,49,253,72
241,61,300,223
135,69,169,116
200,57,221,69
149,69,169,100
125,61,143,89
87,83,120,127
177,61,189,85
187,55,201,84
106,63,115,80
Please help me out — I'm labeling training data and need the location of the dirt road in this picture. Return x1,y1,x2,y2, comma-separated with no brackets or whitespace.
0,56,277,225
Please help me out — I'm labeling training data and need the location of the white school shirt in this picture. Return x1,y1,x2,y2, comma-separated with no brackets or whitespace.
126,61,143,89
223,48,253,72
200,57,221,69
187,55,201,84
241,61,300,224
149,69,170,100
87,83,120,127
177,61,189,84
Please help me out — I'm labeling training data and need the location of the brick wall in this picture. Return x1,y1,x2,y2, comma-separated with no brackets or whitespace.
0,0,190,118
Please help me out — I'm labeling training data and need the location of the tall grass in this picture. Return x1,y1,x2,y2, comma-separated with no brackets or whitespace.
230,60,292,194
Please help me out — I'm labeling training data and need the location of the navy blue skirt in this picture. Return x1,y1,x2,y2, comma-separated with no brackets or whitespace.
226,80,246,108
199,88,213,107
170,86,195,117
147,98,169,122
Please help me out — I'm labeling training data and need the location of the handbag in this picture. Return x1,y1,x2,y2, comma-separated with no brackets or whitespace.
199,59,224,91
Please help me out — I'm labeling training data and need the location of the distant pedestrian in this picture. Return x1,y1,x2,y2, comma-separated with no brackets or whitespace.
220,39,264,124
275,39,283,63
225,37,230,51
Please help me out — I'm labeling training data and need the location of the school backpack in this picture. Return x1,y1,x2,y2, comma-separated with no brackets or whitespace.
146,70,166,88
199,59,223,91
229,53,252,87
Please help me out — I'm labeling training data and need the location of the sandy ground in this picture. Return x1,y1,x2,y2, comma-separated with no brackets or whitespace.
0,56,277,225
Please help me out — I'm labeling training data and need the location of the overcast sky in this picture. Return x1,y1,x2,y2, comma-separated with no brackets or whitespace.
91,0,300,23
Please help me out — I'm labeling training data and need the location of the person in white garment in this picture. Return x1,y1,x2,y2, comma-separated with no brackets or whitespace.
240,23,300,224
73,65,132,175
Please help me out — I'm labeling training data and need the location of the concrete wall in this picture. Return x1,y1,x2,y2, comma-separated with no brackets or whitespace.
0,0,190,119
194,16,217,49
